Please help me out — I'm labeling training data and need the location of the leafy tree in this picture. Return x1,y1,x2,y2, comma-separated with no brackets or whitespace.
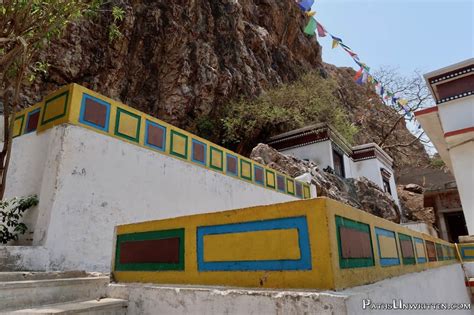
372,66,434,153
221,71,358,154
0,195,38,244
0,1,125,199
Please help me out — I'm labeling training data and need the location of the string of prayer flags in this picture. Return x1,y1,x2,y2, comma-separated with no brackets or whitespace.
304,18,317,36
295,0,415,118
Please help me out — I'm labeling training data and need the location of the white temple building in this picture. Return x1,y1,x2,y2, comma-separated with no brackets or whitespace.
415,58,474,235
267,123,400,208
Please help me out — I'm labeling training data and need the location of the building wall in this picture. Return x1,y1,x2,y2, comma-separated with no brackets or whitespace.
6,124,297,271
280,141,334,170
437,96,473,133
352,159,399,208
449,141,474,234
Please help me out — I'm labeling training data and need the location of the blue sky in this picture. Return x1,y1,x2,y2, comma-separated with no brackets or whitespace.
312,0,473,76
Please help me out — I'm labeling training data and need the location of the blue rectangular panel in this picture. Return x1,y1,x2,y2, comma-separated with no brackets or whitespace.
197,216,312,271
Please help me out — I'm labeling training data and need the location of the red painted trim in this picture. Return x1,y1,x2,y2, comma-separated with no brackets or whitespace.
444,126,474,138
414,106,438,117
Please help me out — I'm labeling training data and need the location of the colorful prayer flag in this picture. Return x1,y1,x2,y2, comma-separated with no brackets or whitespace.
331,35,342,49
305,11,316,17
354,67,364,80
298,0,314,12
316,21,327,37
304,18,317,36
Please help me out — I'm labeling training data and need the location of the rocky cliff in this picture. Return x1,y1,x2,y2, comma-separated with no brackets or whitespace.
251,144,401,223
22,0,429,173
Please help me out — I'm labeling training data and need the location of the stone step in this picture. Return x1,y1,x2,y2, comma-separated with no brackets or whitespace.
4,298,127,314
0,277,109,312
0,271,91,282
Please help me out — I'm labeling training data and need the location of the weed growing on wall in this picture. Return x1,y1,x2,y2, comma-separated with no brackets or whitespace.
0,195,38,244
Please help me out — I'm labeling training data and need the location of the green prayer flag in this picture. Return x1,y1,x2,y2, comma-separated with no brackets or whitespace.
304,18,317,36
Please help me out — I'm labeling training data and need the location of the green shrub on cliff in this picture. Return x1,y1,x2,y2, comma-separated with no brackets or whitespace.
221,71,358,152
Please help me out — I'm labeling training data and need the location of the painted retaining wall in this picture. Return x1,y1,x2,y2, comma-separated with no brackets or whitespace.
112,198,457,290
6,84,314,271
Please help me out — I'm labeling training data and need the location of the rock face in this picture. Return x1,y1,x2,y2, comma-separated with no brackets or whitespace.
251,144,401,223
397,185,435,225
24,0,321,129
21,0,429,173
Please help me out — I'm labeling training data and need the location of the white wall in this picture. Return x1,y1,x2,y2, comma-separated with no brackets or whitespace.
344,264,471,315
280,141,334,170
401,222,438,237
7,124,296,271
449,141,474,234
437,96,473,134
106,264,471,315
3,130,54,244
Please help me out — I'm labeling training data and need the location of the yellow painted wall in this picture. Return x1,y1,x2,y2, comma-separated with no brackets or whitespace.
113,197,457,290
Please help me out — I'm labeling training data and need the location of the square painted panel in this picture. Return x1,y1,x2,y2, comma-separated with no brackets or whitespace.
209,147,223,171
41,91,68,125
145,120,166,151
114,228,185,271
425,240,437,262
277,174,286,192
265,170,276,189
192,139,207,165
170,130,188,159
336,216,374,269
295,182,303,198
79,93,111,131
13,114,25,138
303,185,311,199
375,227,400,266
240,159,252,181
226,153,238,176
414,238,427,263
114,108,141,142
25,109,40,133
254,165,264,185
398,233,415,265
435,243,444,261
286,178,295,195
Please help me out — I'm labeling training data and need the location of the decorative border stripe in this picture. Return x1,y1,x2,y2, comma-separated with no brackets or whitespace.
13,84,311,200
196,216,312,271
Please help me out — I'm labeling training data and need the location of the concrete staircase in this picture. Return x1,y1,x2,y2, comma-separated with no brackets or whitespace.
0,271,127,314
